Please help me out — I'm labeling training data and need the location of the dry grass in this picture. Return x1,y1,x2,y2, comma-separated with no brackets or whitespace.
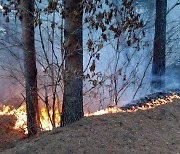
1,99,180,154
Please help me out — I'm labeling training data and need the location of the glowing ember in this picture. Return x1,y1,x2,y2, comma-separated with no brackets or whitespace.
0,93,179,133
84,94,180,116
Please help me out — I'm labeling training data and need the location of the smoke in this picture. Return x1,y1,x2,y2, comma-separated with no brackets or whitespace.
165,63,180,90
0,0,179,113
83,0,180,113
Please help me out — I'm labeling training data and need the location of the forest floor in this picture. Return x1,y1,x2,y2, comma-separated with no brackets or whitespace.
1,99,180,154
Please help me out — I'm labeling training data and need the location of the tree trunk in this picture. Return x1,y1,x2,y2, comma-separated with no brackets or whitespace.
61,0,83,126
151,0,167,90
21,0,39,136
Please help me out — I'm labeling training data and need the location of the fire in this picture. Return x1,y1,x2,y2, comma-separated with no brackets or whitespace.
84,94,180,116
0,93,179,134
0,104,60,134
0,104,27,132
39,107,60,130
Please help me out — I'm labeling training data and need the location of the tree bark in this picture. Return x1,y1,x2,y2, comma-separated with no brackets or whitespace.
21,0,39,136
151,0,167,90
61,0,84,126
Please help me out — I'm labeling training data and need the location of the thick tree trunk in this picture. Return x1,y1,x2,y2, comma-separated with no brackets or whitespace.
151,0,167,90
21,0,39,136
61,0,83,126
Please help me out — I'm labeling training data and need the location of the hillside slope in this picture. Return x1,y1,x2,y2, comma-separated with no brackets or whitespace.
2,99,180,154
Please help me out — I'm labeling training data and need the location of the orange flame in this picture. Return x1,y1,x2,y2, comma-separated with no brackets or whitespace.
0,93,179,133
0,104,60,134
84,94,180,116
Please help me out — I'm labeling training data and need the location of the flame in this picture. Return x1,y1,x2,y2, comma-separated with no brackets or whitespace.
0,104,60,134
85,94,180,116
40,107,60,130
0,93,179,134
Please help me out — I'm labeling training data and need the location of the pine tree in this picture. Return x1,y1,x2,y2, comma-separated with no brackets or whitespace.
61,0,84,126
152,0,167,90
21,0,40,136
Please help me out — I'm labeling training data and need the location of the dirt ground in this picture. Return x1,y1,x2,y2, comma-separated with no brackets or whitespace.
1,99,180,154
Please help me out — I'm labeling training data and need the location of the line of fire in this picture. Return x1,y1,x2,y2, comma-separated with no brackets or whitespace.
0,92,179,134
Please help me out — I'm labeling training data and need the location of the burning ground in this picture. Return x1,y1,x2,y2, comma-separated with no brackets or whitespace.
1,94,180,154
